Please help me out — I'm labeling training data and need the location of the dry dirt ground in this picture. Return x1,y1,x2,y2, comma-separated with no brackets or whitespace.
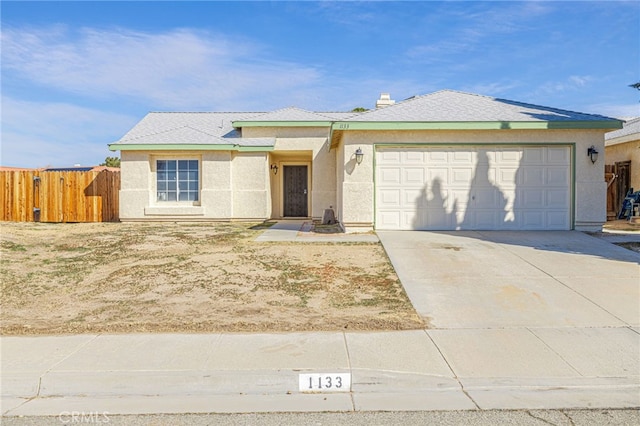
0,222,425,335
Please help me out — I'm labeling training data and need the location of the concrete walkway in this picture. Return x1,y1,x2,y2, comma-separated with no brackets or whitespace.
2,229,639,416
254,220,379,243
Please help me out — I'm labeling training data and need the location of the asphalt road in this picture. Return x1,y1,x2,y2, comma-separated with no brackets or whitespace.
3,409,639,425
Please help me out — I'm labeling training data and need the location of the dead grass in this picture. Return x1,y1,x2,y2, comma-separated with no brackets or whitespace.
0,221,425,335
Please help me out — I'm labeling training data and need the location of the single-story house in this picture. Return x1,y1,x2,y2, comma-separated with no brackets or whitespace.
605,117,640,208
109,90,622,231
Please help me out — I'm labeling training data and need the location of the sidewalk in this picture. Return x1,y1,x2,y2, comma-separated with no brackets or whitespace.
2,224,639,416
2,328,638,416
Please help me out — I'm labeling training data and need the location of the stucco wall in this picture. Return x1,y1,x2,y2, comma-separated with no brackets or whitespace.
606,140,640,191
232,152,270,219
119,150,270,221
337,129,610,231
267,129,336,219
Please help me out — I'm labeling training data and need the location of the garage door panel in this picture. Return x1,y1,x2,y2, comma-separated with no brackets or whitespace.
546,168,569,186
404,150,424,163
547,147,570,164
378,150,401,163
427,168,449,183
523,168,544,185
547,190,569,208
403,168,425,184
452,151,474,163
427,151,448,162
524,147,545,164
547,211,569,229
497,168,518,186
451,168,474,184
375,146,571,231
497,150,522,163
378,211,401,229
378,189,401,208
520,189,544,208
403,188,423,206
378,168,401,185
402,210,419,229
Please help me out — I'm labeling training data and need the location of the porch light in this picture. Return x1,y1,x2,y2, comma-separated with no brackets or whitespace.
355,147,364,165
587,146,599,164
270,164,279,175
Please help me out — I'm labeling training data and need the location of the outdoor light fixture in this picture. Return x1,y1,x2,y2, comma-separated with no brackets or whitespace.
355,147,364,165
270,164,279,175
587,146,599,164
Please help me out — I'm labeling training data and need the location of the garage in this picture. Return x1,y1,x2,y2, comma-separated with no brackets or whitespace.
375,145,571,230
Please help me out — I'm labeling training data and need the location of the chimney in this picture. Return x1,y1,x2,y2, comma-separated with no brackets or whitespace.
376,93,395,108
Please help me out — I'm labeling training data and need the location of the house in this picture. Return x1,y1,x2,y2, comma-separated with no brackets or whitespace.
108,90,622,231
605,117,640,215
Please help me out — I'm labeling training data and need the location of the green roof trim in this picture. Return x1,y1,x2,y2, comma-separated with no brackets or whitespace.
331,121,623,131
108,144,274,152
232,120,333,127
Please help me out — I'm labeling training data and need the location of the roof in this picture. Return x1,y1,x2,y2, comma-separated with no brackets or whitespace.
109,90,623,152
110,112,275,151
606,117,640,146
346,90,619,123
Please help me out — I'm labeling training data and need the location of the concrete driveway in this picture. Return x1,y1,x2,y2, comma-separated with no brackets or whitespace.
376,231,640,409
377,231,640,329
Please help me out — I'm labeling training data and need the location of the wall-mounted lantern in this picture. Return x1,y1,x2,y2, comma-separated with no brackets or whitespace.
355,147,364,165
270,164,279,175
587,146,599,164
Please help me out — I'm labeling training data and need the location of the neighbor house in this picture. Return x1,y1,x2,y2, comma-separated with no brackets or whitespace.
605,117,640,213
109,90,622,231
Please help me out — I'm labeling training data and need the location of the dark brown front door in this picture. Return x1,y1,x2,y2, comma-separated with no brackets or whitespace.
283,165,308,217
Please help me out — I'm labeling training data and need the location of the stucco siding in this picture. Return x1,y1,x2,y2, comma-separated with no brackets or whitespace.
337,129,609,231
119,150,271,221
231,152,270,218
268,131,336,219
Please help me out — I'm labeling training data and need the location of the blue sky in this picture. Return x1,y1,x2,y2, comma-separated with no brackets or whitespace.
2,1,639,168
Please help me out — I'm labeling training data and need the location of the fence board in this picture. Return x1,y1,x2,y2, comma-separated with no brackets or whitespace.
0,170,120,222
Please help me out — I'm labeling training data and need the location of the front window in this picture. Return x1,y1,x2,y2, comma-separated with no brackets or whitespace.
157,160,199,202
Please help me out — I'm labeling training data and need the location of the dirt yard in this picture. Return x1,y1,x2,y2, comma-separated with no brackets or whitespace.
0,222,425,335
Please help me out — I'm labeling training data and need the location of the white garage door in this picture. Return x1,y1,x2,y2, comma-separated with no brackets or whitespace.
375,146,571,230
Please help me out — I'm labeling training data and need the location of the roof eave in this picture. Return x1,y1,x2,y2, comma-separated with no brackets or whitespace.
330,121,624,131
108,143,274,152
232,120,333,128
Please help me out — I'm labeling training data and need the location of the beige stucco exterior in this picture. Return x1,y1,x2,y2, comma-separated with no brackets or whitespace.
118,126,611,231
335,128,609,231
119,126,336,222
119,150,271,221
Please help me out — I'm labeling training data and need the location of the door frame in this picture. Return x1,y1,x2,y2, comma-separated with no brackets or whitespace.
280,161,311,218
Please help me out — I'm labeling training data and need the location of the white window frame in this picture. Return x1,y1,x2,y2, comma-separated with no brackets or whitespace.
156,159,200,203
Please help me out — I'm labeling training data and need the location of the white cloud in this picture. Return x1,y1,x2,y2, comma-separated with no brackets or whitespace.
585,102,640,120
1,97,138,167
1,26,322,110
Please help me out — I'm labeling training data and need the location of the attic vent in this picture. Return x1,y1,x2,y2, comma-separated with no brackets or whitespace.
376,93,395,108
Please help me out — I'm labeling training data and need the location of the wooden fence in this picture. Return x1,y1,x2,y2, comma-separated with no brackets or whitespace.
0,170,120,222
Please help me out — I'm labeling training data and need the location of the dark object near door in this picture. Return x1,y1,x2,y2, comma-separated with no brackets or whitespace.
618,188,640,219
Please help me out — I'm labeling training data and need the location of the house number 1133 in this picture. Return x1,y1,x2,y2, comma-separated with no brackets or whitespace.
298,373,351,392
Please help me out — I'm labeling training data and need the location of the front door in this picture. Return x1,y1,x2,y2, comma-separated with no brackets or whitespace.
283,165,308,217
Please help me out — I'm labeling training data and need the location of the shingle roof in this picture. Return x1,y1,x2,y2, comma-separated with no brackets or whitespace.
112,112,274,147
111,90,621,150
347,90,617,123
247,107,337,121
606,117,640,142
